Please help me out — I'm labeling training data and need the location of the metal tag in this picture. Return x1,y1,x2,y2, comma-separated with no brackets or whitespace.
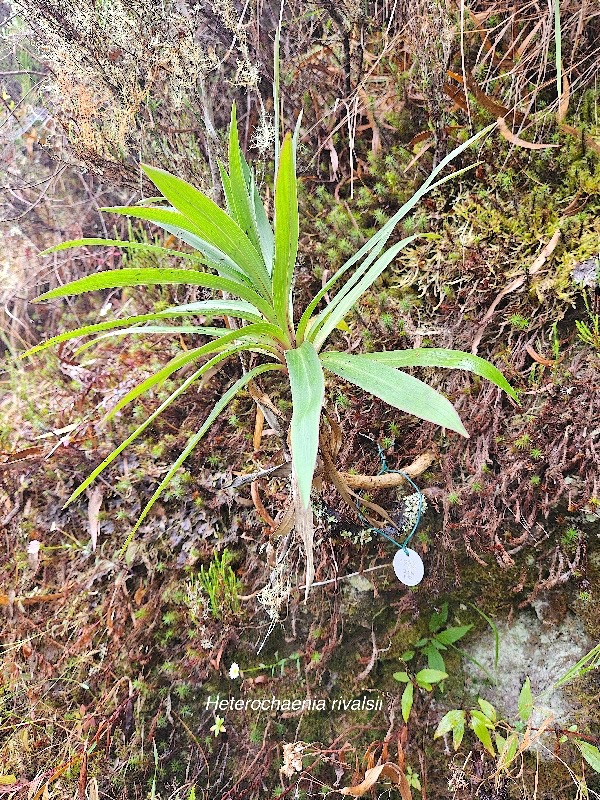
393,548,424,586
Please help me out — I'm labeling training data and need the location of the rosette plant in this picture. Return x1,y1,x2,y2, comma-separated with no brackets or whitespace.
25,109,515,586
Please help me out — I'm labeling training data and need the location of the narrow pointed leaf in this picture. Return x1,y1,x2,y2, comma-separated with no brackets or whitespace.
477,698,497,723
163,299,264,324
470,715,495,756
296,124,496,342
139,165,272,298
401,681,414,722
228,105,264,258
73,325,230,354
155,220,252,285
311,236,419,349
39,238,206,262
21,312,201,358
251,176,274,272
424,644,446,673
64,348,242,507
33,267,278,323
320,352,469,436
273,133,299,331
518,678,533,723
106,323,286,420
285,341,324,508
119,363,281,553
362,348,517,401
434,710,466,745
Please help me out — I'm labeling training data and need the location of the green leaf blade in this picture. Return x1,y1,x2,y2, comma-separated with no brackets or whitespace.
435,625,473,645
138,165,272,298
577,741,600,773
518,677,533,723
64,349,242,508
273,133,299,332
434,710,466,750
320,352,468,437
119,362,282,553
33,267,278,323
361,348,518,401
471,714,495,756
227,105,264,259
401,681,414,723
415,669,448,685
285,341,325,508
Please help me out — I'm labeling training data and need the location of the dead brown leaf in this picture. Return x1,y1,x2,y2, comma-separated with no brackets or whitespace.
86,486,103,551
340,763,412,799
497,117,559,150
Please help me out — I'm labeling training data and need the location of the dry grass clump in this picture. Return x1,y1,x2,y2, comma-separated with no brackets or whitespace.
13,0,268,189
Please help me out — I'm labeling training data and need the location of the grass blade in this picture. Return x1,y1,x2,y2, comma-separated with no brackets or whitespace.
39,238,206,263
227,104,264,258
104,322,287,420
21,312,204,358
64,349,241,507
311,236,419,349
295,124,495,343
73,325,230,354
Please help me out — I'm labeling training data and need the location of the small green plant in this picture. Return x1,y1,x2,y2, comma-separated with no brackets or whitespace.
197,549,240,620
393,603,474,722
514,433,531,450
400,602,473,674
575,289,600,351
24,92,515,574
508,314,530,331
435,650,600,781
243,651,302,678
393,667,448,722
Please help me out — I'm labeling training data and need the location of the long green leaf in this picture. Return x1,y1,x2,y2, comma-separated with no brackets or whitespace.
163,299,265,324
362,348,518,400
155,220,252,285
296,124,496,342
73,325,230,354
273,133,299,333
105,323,286,420
119,362,282,552
21,312,202,358
285,341,325,508
311,236,419,349
227,104,264,259
320,352,468,436
64,349,241,507
99,205,257,290
33,267,278,324
39,238,206,262
139,165,272,299
251,174,275,272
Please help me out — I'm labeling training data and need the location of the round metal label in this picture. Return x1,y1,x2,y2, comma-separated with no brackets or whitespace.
393,548,424,586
